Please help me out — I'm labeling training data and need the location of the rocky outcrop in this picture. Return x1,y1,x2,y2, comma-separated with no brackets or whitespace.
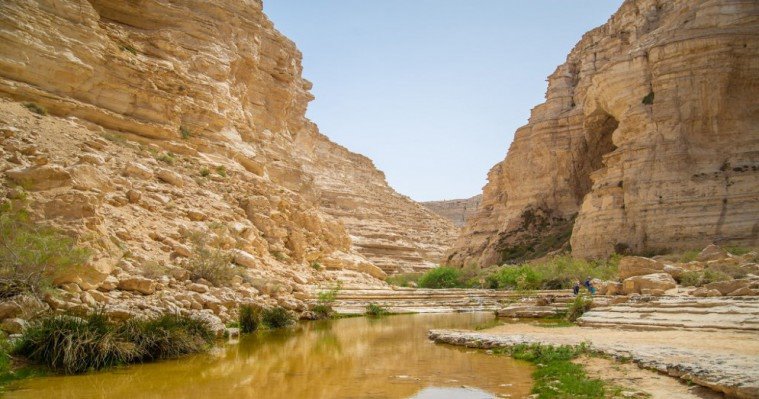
0,0,457,307
422,195,482,227
447,0,759,266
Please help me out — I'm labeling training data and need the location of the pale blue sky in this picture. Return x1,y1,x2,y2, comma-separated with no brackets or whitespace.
264,1,623,201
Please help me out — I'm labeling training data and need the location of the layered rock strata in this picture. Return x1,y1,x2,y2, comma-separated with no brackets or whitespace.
447,0,759,266
422,195,482,227
0,0,456,297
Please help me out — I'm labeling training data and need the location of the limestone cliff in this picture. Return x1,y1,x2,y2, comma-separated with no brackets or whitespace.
422,195,482,227
0,0,456,322
448,0,759,267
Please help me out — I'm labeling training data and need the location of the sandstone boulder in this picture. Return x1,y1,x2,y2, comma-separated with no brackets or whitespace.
6,165,71,190
98,275,119,291
123,162,153,179
622,273,676,295
663,264,685,279
322,251,387,280
697,245,728,262
705,279,751,296
232,249,260,269
619,257,665,280
692,287,722,297
118,276,156,295
156,168,184,187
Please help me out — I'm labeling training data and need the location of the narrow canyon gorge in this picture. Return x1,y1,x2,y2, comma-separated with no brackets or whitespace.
0,0,757,398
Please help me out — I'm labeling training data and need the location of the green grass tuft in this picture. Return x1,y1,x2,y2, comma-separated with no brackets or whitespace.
365,303,388,317
239,304,260,334
13,312,213,374
261,307,295,329
497,343,607,399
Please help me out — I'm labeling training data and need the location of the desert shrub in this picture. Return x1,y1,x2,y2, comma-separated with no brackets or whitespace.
183,235,235,286
23,102,47,116
179,126,191,140
677,250,700,263
14,312,213,374
239,304,260,334
566,293,592,322
311,283,341,320
121,314,213,361
485,255,619,291
310,261,322,271
418,267,463,289
385,272,422,287
701,269,731,285
215,165,227,177
199,167,211,177
365,303,388,316
141,261,168,279
678,271,702,287
0,205,90,299
156,152,176,165
261,307,295,329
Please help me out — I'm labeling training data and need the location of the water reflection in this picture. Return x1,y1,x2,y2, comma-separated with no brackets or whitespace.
5,313,533,399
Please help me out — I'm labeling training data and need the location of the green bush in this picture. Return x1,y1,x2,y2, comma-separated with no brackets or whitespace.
701,269,731,285
179,126,191,140
199,167,211,177
311,283,341,320
418,267,463,288
365,303,388,316
239,305,259,334
14,312,214,374
0,204,90,299
183,235,236,286
566,293,592,322
156,152,176,165
261,307,295,329
678,271,702,287
385,272,422,287
121,314,214,361
23,102,47,116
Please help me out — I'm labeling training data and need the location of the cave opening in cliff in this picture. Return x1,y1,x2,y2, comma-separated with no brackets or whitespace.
573,109,619,204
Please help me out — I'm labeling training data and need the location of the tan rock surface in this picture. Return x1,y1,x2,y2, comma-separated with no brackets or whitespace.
421,195,482,228
447,0,759,266
0,0,458,313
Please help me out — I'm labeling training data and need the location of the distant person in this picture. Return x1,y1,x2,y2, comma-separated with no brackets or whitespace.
584,277,596,295
572,281,580,296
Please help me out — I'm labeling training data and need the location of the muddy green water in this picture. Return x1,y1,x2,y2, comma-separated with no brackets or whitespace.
4,313,533,399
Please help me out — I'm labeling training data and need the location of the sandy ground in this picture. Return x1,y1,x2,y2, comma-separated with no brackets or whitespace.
576,356,724,399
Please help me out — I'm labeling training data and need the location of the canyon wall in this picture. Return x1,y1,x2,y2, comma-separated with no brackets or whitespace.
422,195,482,227
0,0,456,321
447,0,759,267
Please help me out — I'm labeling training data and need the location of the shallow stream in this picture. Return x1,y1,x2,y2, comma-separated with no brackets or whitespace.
5,312,533,399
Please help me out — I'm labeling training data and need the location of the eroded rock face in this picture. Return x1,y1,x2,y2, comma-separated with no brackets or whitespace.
447,0,759,267
0,0,456,281
422,195,482,228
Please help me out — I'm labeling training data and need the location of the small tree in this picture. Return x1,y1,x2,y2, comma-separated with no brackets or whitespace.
0,204,90,299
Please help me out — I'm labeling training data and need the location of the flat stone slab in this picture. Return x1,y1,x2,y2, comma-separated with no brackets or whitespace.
428,328,759,399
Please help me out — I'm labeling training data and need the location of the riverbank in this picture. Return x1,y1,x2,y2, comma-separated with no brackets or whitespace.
429,323,759,398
